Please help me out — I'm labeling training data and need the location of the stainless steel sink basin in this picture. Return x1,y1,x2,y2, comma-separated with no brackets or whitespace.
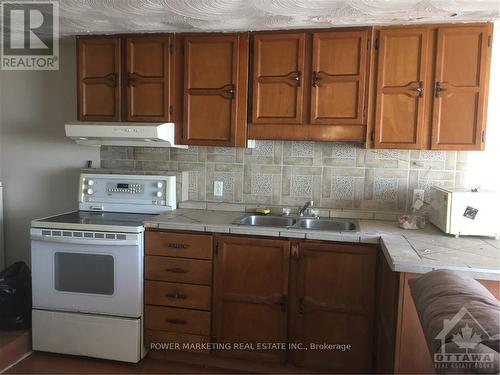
295,218,359,232
238,215,296,227
236,214,359,232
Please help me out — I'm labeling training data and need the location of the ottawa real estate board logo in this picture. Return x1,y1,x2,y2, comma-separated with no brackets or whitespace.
1,0,59,70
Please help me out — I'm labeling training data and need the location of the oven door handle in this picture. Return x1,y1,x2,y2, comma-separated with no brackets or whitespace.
30,234,139,246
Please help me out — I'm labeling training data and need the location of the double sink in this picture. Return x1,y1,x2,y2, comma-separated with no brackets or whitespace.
236,215,359,232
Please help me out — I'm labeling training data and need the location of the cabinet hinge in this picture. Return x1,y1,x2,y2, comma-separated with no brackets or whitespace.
363,106,368,119
169,105,174,116
367,38,370,50
482,131,485,143
488,35,492,47
169,43,173,54
214,241,219,256
374,38,379,50
370,130,375,142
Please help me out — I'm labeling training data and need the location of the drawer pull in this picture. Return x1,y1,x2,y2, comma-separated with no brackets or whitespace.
165,267,189,274
165,318,187,325
164,242,190,249
165,292,187,299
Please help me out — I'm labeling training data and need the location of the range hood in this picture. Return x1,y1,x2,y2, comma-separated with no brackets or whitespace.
65,122,188,148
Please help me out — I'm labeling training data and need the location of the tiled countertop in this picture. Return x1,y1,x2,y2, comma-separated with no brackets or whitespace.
144,209,500,281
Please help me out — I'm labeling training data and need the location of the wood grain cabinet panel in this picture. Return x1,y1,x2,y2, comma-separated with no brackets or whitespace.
291,242,377,373
181,34,249,146
213,236,290,363
145,280,211,310
145,305,211,336
252,32,306,124
373,28,429,149
431,25,492,150
126,36,171,122
146,231,213,260
311,30,369,125
145,256,212,285
78,36,122,121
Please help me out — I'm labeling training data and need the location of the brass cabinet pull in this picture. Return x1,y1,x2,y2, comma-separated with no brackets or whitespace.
127,72,141,86
224,84,235,99
165,267,188,274
289,71,301,86
312,71,321,87
164,242,190,249
166,318,187,325
165,292,187,299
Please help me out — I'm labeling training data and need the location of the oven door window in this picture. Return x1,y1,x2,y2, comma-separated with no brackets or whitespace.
54,252,114,295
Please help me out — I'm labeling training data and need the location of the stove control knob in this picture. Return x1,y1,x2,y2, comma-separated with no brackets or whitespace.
86,188,94,195
156,182,163,188
87,179,95,186
155,191,163,198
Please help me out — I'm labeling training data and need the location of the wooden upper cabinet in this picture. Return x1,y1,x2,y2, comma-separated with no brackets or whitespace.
373,28,429,149
291,242,377,373
311,30,369,125
213,236,290,363
78,36,122,121
126,36,171,122
252,32,306,124
182,34,249,146
431,25,492,150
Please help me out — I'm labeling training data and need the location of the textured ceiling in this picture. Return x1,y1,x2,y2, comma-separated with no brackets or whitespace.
26,0,500,35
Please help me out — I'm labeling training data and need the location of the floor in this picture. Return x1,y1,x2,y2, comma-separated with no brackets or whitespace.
5,352,239,374
0,330,31,371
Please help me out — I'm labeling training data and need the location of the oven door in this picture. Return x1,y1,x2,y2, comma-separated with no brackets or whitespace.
31,229,143,318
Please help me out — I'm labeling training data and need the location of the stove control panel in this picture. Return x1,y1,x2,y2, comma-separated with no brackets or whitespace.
79,173,176,213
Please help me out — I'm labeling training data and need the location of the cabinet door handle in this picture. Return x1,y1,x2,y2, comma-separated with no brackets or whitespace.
166,318,187,325
435,81,447,97
165,267,188,274
164,242,190,249
289,71,301,87
127,72,141,86
312,71,321,87
165,292,187,299
298,297,305,314
415,80,424,97
105,73,118,88
223,84,235,99
275,295,287,312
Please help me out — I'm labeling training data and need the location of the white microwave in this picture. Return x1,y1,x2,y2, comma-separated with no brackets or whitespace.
429,187,500,239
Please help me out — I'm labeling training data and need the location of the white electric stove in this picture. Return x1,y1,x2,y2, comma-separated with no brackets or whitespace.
30,173,177,363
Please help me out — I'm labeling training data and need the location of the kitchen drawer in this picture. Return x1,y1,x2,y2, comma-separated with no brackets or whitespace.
145,280,211,310
145,256,212,285
146,231,213,260
145,305,210,336
146,329,210,354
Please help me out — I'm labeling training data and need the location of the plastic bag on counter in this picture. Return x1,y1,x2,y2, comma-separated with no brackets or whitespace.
0,261,32,330
398,213,426,230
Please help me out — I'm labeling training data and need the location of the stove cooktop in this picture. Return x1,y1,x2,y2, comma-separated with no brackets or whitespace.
31,211,156,233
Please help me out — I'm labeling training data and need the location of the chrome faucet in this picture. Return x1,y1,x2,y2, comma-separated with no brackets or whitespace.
298,200,314,216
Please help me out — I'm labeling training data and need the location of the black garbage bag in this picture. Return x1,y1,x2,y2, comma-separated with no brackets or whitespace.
0,261,31,330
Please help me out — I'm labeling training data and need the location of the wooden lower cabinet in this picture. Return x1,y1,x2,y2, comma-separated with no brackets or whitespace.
290,241,378,373
213,236,290,363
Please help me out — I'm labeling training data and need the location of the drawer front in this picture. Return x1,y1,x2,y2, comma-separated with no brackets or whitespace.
146,329,209,354
145,305,210,336
146,231,213,260
145,280,211,310
145,256,212,285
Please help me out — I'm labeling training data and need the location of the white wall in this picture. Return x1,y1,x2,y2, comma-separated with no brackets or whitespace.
0,37,100,266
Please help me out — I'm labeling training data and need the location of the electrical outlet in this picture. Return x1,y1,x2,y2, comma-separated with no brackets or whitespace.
214,181,224,197
412,189,425,208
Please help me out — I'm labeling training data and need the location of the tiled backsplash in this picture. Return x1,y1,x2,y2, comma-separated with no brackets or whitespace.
101,142,469,214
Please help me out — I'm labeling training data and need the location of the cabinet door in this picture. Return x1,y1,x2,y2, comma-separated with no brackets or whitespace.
431,25,492,150
373,28,429,148
78,36,121,121
182,34,248,146
126,36,171,122
213,236,290,363
291,242,377,373
311,30,369,125
252,32,306,124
